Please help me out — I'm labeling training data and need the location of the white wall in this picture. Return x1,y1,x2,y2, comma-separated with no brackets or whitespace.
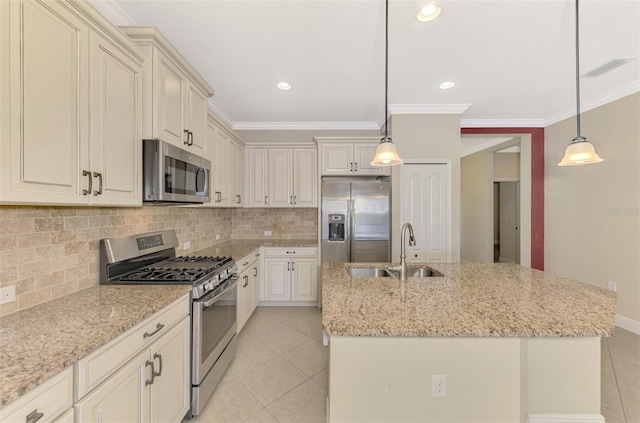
545,93,640,325
389,114,461,262
461,151,494,262
494,152,520,180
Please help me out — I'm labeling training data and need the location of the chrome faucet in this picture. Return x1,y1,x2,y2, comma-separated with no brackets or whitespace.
389,223,416,281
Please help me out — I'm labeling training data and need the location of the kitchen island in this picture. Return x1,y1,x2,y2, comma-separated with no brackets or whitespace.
322,262,617,423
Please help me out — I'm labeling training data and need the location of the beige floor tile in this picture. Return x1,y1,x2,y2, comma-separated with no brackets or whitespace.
602,342,626,423
281,340,328,377
242,408,279,423
238,356,308,406
228,332,278,377
218,367,237,386
288,313,324,343
191,378,263,423
252,324,312,355
244,311,288,337
311,368,328,389
261,305,321,325
267,379,327,423
607,328,640,422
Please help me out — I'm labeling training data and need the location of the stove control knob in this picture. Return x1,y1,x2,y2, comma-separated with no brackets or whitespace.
204,282,213,292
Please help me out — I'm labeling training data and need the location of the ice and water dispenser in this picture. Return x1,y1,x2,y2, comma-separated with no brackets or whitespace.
328,214,345,242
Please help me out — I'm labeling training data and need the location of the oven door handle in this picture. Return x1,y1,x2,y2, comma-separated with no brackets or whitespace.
200,276,238,308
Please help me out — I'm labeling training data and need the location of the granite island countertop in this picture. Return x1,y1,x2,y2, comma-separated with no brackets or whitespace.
322,262,617,338
0,285,191,407
193,238,318,259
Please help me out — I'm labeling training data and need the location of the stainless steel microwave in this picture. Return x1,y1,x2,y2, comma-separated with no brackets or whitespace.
143,139,210,204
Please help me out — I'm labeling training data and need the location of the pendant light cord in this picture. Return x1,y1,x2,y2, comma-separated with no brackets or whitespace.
383,0,389,140
575,0,582,138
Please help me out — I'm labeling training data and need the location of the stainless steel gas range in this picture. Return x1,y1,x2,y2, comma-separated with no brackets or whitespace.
100,230,238,418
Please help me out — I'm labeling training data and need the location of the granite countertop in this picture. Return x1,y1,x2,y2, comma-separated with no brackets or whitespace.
193,238,318,260
322,262,617,338
0,285,191,407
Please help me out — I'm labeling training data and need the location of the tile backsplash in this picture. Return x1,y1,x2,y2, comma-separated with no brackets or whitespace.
0,205,313,316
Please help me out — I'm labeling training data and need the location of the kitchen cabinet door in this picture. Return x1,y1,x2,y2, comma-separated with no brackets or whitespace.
149,317,190,423
293,149,317,207
213,126,230,206
264,259,291,301
185,83,208,155
89,32,142,206
291,258,317,301
319,144,353,175
247,149,269,207
155,52,186,148
354,143,390,176
268,149,294,208
1,0,89,204
75,349,149,423
231,141,244,206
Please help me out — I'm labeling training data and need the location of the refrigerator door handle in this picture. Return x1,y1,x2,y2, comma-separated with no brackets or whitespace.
348,197,354,262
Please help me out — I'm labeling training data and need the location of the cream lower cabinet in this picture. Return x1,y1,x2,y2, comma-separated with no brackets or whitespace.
237,249,262,331
316,139,390,176
0,0,144,206
75,296,190,423
263,248,317,302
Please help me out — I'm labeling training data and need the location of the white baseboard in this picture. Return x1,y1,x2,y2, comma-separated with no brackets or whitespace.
615,314,640,335
499,256,517,263
528,414,604,423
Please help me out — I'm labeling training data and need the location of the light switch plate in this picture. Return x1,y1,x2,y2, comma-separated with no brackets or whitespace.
0,285,16,305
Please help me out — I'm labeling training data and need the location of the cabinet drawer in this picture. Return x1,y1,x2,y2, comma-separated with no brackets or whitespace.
236,250,259,274
0,367,73,423
74,294,189,400
265,247,317,258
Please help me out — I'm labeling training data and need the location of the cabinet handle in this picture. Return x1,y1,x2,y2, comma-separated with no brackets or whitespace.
287,262,290,271
189,131,194,146
255,253,260,257
236,194,241,204
215,191,221,203
82,170,92,195
93,172,103,196
253,267,258,277
145,360,155,385
243,275,249,287
289,195,293,205
354,162,358,172
153,353,163,377
26,410,44,423
264,195,267,204
143,323,165,339
243,261,249,266
291,261,295,271
294,195,297,205
286,251,295,254
183,129,190,145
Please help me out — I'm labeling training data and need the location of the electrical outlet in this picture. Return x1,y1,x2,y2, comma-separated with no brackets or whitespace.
432,375,446,398
215,234,220,240
264,230,272,236
183,240,191,250
608,281,617,292
0,285,16,305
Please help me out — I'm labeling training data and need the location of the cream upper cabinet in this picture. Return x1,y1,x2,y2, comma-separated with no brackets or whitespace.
214,126,230,206
121,27,212,155
316,139,390,176
247,149,269,207
230,140,245,206
248,147,317,208
0,0,144,206
204,116,244,208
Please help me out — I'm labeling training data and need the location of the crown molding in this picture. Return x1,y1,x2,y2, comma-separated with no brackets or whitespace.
232,121,380,131
460,119,545,128
544,80,640,127
86,0,135,25
388,104,472,114
208,100,236,130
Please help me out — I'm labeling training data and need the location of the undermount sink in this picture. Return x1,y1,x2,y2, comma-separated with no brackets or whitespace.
347,268,394,278
347,266,444,278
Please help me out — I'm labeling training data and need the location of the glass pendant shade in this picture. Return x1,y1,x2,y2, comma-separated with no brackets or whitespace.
558,137,604,166
371,138,403,166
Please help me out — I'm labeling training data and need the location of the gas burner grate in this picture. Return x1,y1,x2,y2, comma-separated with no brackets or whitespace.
169,255,233,265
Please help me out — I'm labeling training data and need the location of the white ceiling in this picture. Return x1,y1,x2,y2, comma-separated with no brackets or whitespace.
91,0,639,131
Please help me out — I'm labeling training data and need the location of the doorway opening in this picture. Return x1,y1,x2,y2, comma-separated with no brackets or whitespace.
494,181,520,264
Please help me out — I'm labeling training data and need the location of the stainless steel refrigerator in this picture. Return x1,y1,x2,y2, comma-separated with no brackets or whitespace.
321,178,391,263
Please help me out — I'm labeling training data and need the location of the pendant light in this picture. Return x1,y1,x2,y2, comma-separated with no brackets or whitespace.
371,0,403,167
558,0,604,166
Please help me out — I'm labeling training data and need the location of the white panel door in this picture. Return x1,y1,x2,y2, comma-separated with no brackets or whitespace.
354,143,389,176
149,318,190,423
155,54,185,147
90,33,141,206
264,259,290,301
293,149,317,207
291,259,317,301
402,164,448,263
269,149,293,208
320,144,353,175
185,84,207,154
247,149,269,207
3,0,89,204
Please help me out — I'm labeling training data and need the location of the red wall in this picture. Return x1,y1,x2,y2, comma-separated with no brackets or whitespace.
461,128,544,270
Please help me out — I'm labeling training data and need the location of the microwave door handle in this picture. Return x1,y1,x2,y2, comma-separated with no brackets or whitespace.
201,277,238,308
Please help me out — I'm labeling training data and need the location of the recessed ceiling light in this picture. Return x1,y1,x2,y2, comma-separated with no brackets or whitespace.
439,81,455,89
276,82,292,90
417,3,442,22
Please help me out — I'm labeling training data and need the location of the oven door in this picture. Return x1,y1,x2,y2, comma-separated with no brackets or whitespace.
192,276,237,385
